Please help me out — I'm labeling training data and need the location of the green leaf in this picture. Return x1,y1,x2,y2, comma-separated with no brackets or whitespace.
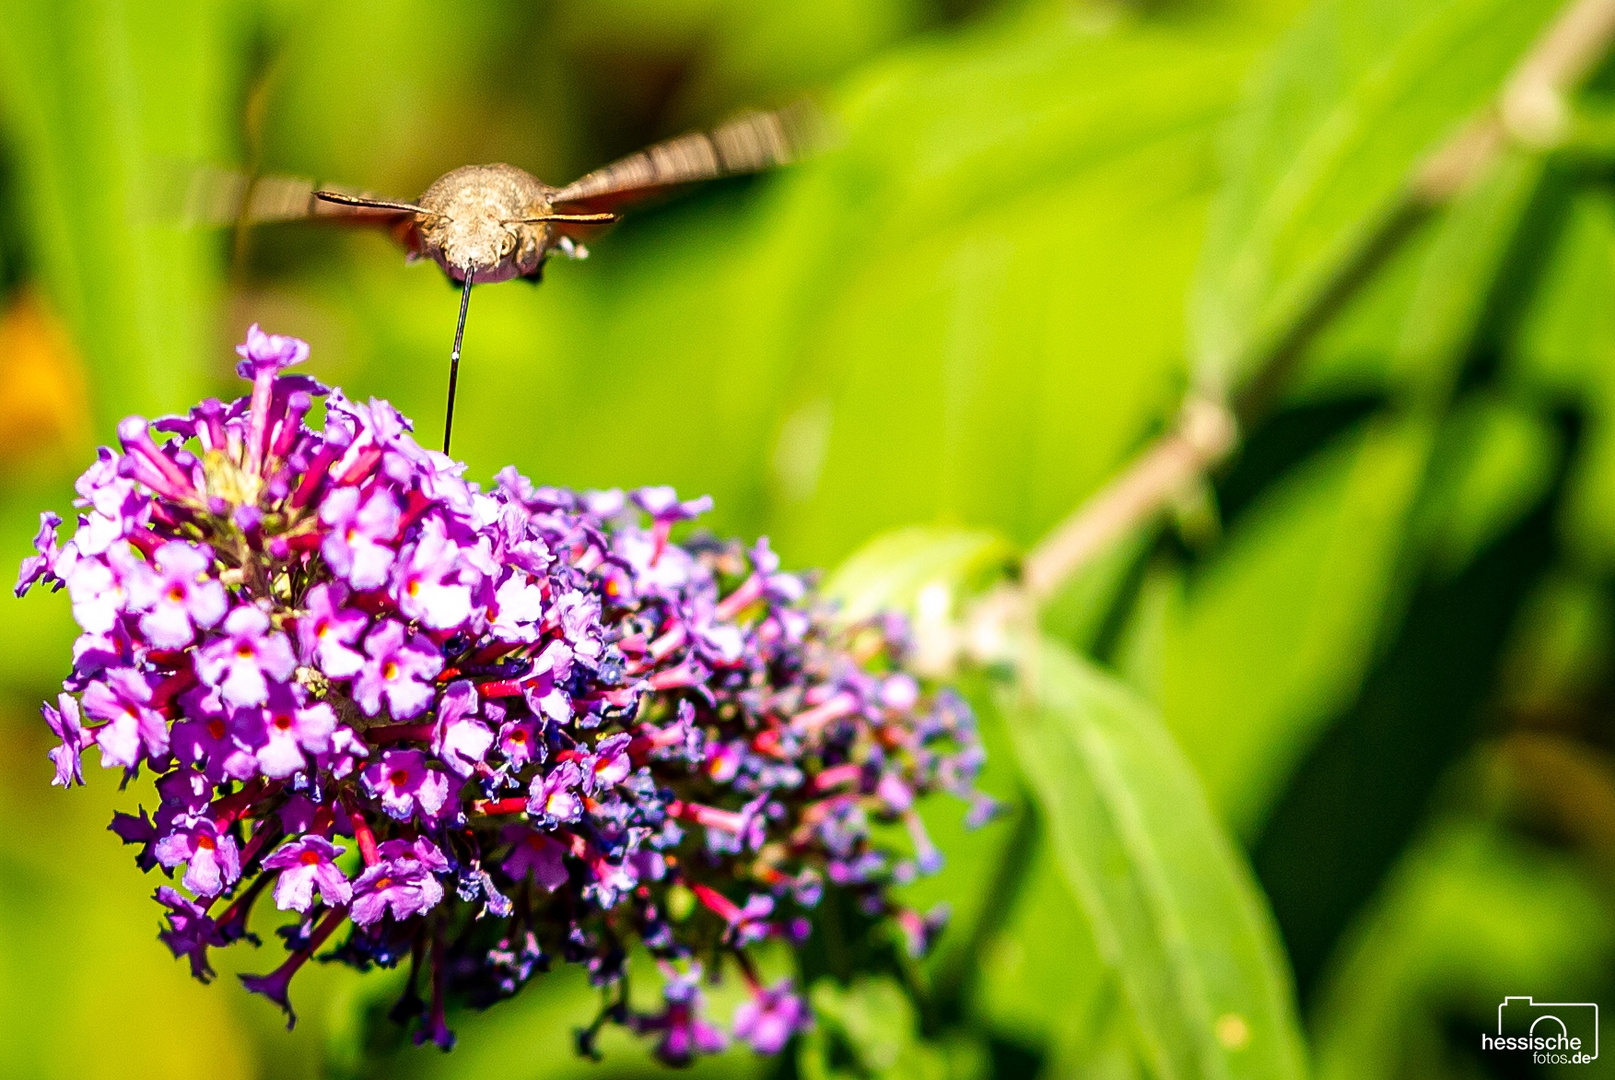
1000,639,1308,1080
1193,0,1561,389
0,0,237,429
798,977,961,1080
1309,818,1615,1080
752,2,1305,566
1146,151,1543,835
1147,415,1435,833
822,525,1013,625
1509,185,1615,571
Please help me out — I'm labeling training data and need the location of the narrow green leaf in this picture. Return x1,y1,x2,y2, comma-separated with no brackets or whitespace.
1193,0,1560,389
1509,185,1615,571
0,0,234,429
822,525,1013,625
1001,639,1308,1080
1310,820,1614,1080
798,978,957,1080
1153,151,1544,835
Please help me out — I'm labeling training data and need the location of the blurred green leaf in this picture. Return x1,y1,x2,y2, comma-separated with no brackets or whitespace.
1193,0,1559,389
1309,817,1614,1080
1412,394,1560,581
1498,570,1615,715
1144,415,1432,831
756,1,1305,565
972,834,1111,1049
1000,639,1308,1080
1146,151,1542,834
800,977,966,1080
1509,185,1615,571
0,0,237,428
822,525,1013,624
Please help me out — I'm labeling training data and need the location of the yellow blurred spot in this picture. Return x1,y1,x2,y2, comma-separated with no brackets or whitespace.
1215,1012,1251,1050
0,291,90,471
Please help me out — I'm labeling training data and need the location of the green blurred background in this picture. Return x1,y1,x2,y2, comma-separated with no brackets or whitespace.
2,0,1615,1076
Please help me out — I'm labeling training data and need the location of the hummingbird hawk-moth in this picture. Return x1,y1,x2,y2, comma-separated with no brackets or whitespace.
175,104,819,452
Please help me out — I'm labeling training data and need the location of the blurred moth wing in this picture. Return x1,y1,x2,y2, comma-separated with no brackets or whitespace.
152,163,417,229
549,100,825,213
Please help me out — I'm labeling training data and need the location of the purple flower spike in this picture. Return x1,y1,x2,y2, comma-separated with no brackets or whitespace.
634,967,728,1067
196,606,297,708
17,327,991,1063
733,980,809,1055
110,809,159,870
527,760,584,823
320,487,400,590
496,716,543,769
632,486,714,525
489,572,545,643
263,836,352,912
156,885,222,981
127,541,227,648
65,550,131,635
116,416,197,501
235,323,310,378
171,695,259,783
392,516,475,631
154,816,242,898
353,620,443,718
240,907,346,1030
731,893,777,946
584,732,632,793
363,749,450,822
42,692,87,787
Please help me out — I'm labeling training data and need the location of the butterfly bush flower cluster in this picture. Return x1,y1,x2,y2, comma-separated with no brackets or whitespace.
16,326,991,1060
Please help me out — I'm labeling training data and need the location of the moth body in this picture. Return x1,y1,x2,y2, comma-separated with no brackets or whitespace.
415,164,560,284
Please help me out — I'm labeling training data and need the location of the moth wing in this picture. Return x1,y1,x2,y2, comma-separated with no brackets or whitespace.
146,164,415,228
549,100,824,212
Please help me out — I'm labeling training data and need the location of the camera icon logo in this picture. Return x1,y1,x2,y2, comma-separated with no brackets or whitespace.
1482,996,1599,1062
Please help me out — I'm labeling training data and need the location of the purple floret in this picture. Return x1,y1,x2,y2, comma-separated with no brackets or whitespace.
127,540,227,648
363,749,449,823
154,816,242,898
351,838,449,926
262,835,352,912
733,979,810,1055
353,619,442,719
195,606,297,708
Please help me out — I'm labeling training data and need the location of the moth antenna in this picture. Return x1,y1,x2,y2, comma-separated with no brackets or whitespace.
505,212,620,225
313,190,430,214
443,265,475,455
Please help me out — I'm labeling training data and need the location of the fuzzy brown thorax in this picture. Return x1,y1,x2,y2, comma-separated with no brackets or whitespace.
416,163,558,284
